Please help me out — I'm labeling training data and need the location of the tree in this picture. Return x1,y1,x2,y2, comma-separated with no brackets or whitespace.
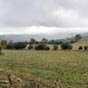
6,42,14,49
48,40,55,44
75,34,82,42
0,40,7,49
14,42,26,50
34,44,46,50
84,46,88,51
53,45,58,50
61,43,73,50
30,38,36,44
79,46,83,50
28,44,33,50
41,38,48,44
34,44,50,50
45,46,50,50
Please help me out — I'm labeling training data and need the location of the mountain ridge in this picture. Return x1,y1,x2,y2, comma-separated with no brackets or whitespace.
0,33,88,42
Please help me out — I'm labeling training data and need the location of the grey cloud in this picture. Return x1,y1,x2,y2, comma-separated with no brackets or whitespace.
0,0,88,27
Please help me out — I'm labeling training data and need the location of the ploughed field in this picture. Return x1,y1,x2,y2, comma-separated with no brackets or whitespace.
0,50,88,88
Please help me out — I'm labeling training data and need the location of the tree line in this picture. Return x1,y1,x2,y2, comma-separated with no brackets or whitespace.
0,34,83,54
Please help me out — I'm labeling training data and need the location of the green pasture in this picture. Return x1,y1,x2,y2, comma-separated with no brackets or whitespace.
0,50,88,88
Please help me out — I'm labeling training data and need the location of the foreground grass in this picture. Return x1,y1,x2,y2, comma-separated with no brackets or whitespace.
0,50,88,88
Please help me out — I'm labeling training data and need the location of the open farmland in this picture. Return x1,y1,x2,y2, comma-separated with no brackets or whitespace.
0,49,88,88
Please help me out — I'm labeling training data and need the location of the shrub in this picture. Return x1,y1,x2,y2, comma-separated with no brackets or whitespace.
68,45,73,50
6,43,14,49
45,46,50,50
61,43,73,50
84,46,88,51
28,45,33,50
79,46,83,50
14,42,26,50
34,44,50,50
34,44,46,50
53,45,58,50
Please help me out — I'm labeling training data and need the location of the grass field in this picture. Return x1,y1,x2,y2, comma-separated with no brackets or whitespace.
0,49,88,88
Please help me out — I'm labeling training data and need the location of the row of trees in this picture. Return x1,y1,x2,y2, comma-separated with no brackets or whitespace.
5,41,73,50
6,42,26,49
28,43,73,50
0,34,82,51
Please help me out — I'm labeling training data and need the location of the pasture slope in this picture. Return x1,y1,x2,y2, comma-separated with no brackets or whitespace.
0,38,88,88
72,38,88,49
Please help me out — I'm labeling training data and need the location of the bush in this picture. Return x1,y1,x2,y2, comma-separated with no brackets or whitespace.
45,46,50,50
34,44,46,50
14,42,26,50
34,44,50,50
28,45,33,50
79,46,83,50
53,45,58,50
61,43,73,50
84,46,88,51
68,45,73,50
6,43,14,49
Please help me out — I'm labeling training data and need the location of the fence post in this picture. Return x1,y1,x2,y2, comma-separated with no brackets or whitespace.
8,74,13,88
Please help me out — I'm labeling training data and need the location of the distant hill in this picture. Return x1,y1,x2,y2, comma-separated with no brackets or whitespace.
0,33,76,42
81,33,88,38
0,32,88,42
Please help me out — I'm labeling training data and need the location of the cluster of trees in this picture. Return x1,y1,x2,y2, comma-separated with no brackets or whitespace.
28,43,73,51
28,44,50,50
48,34,82,44
6,41,73,50
29,38,48,44
6,42,26,50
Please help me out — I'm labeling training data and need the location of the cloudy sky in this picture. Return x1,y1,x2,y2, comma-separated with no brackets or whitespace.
0,0,88,34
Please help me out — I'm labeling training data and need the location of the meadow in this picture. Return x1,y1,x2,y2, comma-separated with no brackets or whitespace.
0,38,88,87
0,49,88,88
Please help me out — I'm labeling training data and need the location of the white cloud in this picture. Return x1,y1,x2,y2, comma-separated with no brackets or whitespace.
0,27,88,35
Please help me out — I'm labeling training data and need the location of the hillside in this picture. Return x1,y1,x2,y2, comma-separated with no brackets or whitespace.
73,38,88,49
0,33,76,42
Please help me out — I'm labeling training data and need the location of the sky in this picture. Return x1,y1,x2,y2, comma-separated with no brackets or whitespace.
0,0,88,34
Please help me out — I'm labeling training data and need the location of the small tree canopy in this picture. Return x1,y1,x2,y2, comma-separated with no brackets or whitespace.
75,34,82,41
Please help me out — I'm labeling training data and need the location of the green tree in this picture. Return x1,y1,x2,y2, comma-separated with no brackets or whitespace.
41,38,48,44
61,43,73,50
75,34,82,41
28,44,33,50
14,42,26,50
30,38,36,44
1,40,7,49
